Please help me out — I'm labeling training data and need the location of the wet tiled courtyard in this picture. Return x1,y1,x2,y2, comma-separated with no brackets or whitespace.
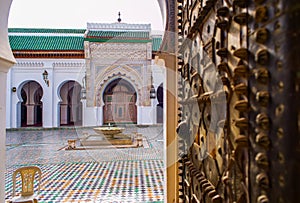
5,125,165,202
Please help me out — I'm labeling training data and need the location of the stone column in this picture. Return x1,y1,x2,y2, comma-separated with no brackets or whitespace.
0,69,8,202
52,71,60,128
81,99,98,127
151,98,157,124
6,69,12,128
26,105,35,125
0,0,16,201
81,99,86,126
10,84,20,128
60,105,68,125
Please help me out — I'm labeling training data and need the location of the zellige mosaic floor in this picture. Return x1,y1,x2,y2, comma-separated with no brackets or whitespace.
5,126,165,202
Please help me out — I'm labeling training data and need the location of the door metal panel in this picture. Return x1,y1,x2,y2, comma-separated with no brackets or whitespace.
176,0,300,202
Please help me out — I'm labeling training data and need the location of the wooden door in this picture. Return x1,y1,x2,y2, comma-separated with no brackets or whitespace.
103,81,137,124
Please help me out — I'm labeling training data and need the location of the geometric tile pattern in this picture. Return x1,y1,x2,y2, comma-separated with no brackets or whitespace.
5,126,165,202
5,161,164,202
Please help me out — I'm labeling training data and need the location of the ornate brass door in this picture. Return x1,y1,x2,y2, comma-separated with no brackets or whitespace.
176,0,300,202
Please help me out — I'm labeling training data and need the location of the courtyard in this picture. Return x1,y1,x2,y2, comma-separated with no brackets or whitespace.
5,125,164,202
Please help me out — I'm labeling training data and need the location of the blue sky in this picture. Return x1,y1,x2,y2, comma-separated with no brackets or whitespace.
8,0,164,31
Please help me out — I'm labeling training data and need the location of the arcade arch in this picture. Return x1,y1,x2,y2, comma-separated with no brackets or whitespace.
58,80,82,126
19,81,43,127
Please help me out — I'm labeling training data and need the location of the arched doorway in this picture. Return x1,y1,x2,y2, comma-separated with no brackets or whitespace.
156,83,163,124
103,78,137,124
59,81,82,126
20,81,43,127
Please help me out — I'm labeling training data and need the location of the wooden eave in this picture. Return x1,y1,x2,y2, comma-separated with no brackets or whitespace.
12,50,85,59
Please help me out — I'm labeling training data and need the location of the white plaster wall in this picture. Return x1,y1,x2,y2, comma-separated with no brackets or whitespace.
6,59,166,128
96,107,103,126
6,58,85,128
151,62,166,124
6,68,12,128
137,106,156,125
152,63,166,89
81,99,98,127
8,62,49,128
134,62,165,125
52,59,85,127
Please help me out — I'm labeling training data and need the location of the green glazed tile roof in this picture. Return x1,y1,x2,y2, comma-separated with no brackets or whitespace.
152,37,162,51
9,35,84,51
8,28,86,34
8,28,161,51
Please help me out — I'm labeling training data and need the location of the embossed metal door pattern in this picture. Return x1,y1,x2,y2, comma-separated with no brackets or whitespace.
176,0,300,202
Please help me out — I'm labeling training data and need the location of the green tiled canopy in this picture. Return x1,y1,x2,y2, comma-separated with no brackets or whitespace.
152,37,162,51
8,28,86,34
8,28,162,51
9,35,84,51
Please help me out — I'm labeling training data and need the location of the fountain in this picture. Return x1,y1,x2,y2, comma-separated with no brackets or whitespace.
80,123,134,147
93,123,125,139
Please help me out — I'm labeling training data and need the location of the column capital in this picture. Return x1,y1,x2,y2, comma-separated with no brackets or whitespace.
0,56,15,73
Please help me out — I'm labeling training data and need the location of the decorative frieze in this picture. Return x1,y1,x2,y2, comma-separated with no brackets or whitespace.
90,43,148,60
87,22,151,31
52,62,84,68
15,62,44,67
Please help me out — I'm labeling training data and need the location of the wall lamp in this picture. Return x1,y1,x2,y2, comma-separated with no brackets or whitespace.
150,85,156,99
42,70,49,86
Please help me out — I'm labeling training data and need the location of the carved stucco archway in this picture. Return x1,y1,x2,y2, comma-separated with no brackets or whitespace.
57,80,83,126
95,65,143,106
17,80,44,127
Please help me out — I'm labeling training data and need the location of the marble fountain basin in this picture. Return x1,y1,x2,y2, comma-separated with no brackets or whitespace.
80,126,134,147
93,126,125,139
